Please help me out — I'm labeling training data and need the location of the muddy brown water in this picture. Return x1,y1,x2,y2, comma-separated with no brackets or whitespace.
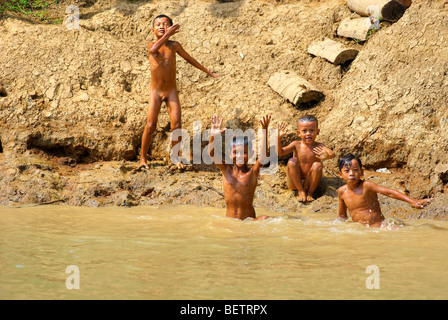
1,204,447,299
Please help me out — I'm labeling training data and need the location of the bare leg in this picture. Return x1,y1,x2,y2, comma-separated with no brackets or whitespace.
140,94,162,168
286,158,306,202
305,162,323,202
166,92,185,169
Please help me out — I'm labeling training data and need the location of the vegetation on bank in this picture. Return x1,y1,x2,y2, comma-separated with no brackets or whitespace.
0,0,63,23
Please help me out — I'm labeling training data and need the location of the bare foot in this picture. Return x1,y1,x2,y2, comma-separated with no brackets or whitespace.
255,215,270,221
138,159,150,170
169,162,186,172
176,162,186,170
297,191,306,202
306,194,315,202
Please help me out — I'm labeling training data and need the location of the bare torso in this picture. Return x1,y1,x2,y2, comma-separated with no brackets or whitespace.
292,141,323,176
339,181,385,227
148,40,179,98
222,165,258,220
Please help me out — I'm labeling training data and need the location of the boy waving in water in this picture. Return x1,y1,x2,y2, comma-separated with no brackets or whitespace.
337,153,433,228
278,115,335,203
208,115,271,221
139,14,218,169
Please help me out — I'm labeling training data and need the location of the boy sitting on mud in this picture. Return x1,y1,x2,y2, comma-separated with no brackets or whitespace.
139,14,218,169
208,115,271,221
337,153,433,228
278,115,335,203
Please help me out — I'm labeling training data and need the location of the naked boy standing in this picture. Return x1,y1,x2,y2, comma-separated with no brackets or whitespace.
140,15,218,169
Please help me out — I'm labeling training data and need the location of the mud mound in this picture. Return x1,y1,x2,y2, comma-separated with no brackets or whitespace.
320,0,448,197
0,0,350,163
0,0,447,214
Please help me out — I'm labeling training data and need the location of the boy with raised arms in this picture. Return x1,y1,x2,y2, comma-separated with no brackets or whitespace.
208,115,271,221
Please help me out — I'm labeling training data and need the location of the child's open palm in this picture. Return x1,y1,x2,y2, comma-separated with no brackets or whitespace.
313,146,330,161
260,115,271,130
278,122,288,138
166,24,180,37
210,115,226,136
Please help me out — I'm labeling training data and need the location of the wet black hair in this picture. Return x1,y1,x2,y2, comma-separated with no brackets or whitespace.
231,136,251,149
338,153,363,171
152,14,173,28
298,114,318,127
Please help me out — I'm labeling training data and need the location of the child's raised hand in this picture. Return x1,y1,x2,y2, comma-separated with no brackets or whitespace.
166,24,181,37
210,115,226,136
278,122,288,138
313,146,330,161
260,115,271,130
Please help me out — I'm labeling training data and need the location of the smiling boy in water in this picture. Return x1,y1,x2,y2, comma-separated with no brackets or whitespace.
337,153,433,228
278,115,335,203
208,115,271,221
139,14,218,169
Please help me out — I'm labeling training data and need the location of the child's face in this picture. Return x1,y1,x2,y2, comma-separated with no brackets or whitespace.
339,159,363,184
231,144,249,167
153,17,172,37
297,121,319,145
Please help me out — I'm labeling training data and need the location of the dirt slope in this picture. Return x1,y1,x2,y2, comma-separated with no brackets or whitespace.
0,0,447,218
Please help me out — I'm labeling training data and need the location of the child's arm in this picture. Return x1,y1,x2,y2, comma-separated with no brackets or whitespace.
337,187,349,221
149,24,180,54
277,122,297,156
313,144,335,161
176,43,218,78
366,181,433,209
252,115,271,175
209,115,227,172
